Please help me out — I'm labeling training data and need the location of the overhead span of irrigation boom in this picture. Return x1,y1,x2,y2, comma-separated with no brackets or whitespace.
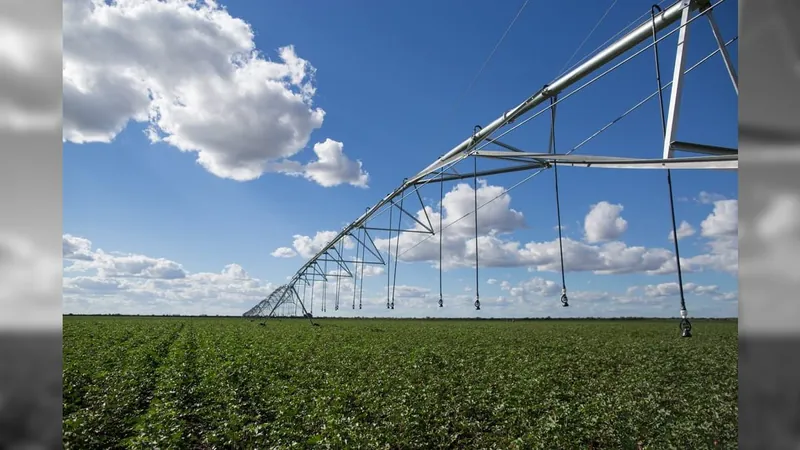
244,0,739,337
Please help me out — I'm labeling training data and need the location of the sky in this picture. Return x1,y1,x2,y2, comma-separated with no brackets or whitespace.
54,0,745,319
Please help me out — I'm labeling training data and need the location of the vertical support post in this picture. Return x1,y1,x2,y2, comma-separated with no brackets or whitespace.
662,1,692,159
704,9,738,95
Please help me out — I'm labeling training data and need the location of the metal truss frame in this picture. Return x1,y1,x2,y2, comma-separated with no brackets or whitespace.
244,0,738,320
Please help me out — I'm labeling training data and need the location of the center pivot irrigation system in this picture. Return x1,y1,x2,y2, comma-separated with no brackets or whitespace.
244,0,738,336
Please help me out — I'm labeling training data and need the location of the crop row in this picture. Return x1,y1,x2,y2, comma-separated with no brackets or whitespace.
62,317,738,448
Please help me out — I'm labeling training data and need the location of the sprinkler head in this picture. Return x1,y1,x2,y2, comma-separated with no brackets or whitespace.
679,314,692,338
438,297,443,308
560,293,569,307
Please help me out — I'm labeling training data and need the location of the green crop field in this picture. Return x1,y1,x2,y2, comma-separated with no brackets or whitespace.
62,316,737,449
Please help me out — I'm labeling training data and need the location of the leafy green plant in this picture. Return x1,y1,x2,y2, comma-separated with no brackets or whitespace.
63,317,738,449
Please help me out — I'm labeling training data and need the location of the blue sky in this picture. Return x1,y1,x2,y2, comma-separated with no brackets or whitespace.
61,0,739,318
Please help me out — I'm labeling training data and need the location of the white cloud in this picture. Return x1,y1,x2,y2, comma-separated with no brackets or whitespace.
668,220,696,241
286,183,738,277
270,247,297,258
62,0,366,187
63,237,277,316
290,231,356,259
700,199,738,238
63,234,94,261
64,240,188,280
697,191,727,204
681,199,737,274
502,277,561,298
292,139,369,188
584,201,628,243
0,232,62,329
61,232,736,318
642,282,717,297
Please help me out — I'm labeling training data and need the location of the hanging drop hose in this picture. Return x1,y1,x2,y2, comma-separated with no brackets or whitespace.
547,91,569,308
387,204,393,309
352,227,360,310
301,278,307,316
335,239,342,311
473,125,481,311
322,258,328,313
651,5,691,337
359,207,368,310
439,170,444,308
358,232,366,310
309,272,315,315
351,233,357,310
391,184,406,310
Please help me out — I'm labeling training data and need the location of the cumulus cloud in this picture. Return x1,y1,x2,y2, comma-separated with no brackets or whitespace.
63,234,276,315
584,201,628,243
62,0,367,187
697,191,727,204
285,184,739,277
287,139,369,188
493,276,735,317
270,247,297,258
668,220,696,241
642,282,718,297
63,234,94,261
0,232,62,329
681,199,738,274
64,238,187,280
289,231,357,259
700,199,738,238
61,232,736,318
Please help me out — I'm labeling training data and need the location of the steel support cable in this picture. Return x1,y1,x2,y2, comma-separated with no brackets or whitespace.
294,0,730,284
548,93,569,308
569,35,737,154
346,0,707,235
412,34,736,190
453,0,532,113
560,0,671,78
398,167,547,259
472,0,729,153
558,0,621,76
472,127,481,311
391,185,406,309
650,5,691,338
439,170,444,308
396,33,736,260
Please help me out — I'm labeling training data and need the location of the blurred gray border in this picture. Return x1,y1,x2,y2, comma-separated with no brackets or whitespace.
0,0,63,447
739,0,800,448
